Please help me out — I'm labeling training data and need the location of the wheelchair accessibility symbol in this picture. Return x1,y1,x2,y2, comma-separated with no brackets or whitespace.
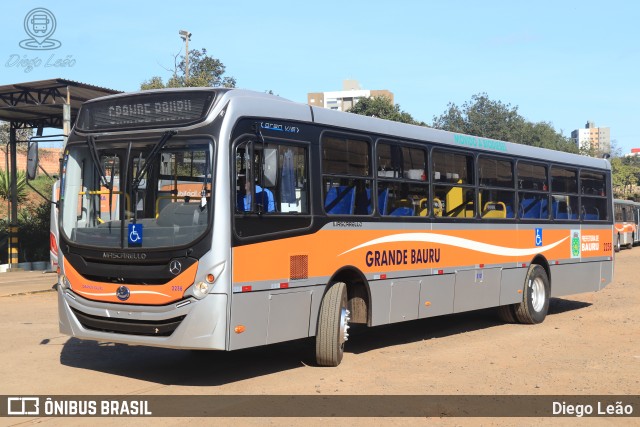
535,228,543,247
128,223,143,246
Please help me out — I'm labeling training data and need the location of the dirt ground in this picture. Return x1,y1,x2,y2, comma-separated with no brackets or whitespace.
0,250,638,426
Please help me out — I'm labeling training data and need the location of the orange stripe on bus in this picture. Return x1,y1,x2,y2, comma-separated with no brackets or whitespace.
64,258,197,305
232,228,612,284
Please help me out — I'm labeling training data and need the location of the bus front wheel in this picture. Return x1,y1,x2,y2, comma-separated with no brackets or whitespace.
514,264,550,324
316,282,350,367
615,235,621,252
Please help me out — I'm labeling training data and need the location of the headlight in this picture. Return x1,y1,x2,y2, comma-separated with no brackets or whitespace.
192,281,210,299
58,274,70,289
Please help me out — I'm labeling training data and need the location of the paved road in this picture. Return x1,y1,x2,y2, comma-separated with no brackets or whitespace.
0,270,57,297
0,249,638,426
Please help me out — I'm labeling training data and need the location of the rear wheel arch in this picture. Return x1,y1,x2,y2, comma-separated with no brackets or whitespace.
530,254,551,292
498,255,551,324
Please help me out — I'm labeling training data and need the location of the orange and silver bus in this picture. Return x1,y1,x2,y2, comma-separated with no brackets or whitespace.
33,88,614,366
613,199,640,251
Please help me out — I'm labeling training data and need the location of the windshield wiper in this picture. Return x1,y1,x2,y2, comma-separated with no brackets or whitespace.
87,136,111,190
131,130,177,192
200,153,209,210
108,158,115,221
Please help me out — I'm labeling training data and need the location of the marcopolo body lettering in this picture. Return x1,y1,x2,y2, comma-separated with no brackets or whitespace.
103,252,147,260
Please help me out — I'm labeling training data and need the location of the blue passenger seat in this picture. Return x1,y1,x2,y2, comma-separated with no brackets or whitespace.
325,186,356,214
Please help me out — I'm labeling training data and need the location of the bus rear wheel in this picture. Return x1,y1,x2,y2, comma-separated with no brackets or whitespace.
316,282,350,367
496,304,517,323
514,264,550,324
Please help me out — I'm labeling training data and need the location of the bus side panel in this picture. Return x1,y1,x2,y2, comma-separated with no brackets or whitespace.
550,262,601,297
369,279,392,326
229,292,270,350
419,274,455,318
389,278,420,323
599,260,614,290
500,268,528,305
229,288,316,350
266,289,312,344
453,268,501,313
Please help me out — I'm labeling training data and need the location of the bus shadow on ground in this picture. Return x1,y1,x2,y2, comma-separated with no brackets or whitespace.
346,297,592,355
59,336,316,386
58,297,590,386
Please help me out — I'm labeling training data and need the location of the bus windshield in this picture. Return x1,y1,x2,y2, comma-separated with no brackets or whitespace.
60,137,213,249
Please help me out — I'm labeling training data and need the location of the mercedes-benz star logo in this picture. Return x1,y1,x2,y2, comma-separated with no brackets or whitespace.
116,285,130,301
169,260,182,276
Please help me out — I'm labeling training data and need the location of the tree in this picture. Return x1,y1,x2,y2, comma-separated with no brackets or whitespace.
432,93,576,153
0,121,33,154
347,96,426,126
611,156,640,199
141,48,236,90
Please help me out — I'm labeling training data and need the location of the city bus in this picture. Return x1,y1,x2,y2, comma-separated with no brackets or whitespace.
50,180,60,271
613,199,640,250
29,88,614,366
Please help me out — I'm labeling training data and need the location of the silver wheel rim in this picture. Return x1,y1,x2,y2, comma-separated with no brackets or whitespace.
531,277,546,312
339,308,351,345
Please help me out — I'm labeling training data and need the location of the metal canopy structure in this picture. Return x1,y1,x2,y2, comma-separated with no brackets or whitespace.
0,78,121,129
0,78,121,268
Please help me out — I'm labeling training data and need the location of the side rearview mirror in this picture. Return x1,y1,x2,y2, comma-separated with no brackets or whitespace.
26,140,39,180
263,147,278,187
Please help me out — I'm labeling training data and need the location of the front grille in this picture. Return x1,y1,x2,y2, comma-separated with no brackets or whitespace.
70,307,185,337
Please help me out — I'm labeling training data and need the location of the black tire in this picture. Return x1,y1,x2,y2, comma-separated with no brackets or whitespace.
496,304,517,323
514,264,550,324
615,235,621,252
316,282,349,367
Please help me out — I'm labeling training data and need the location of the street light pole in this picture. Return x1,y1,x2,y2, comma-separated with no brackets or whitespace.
179,30,192,83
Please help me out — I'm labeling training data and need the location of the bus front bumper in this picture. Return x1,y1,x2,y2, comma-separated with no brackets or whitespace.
57,286,228,350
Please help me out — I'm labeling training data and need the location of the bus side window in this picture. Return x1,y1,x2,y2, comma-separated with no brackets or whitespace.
432,149,474,218
235,140,309,215
376,142,428,217
479,156,514,219
322,134,372,216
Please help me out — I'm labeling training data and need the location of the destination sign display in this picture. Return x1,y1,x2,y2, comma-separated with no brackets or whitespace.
76,91,216,131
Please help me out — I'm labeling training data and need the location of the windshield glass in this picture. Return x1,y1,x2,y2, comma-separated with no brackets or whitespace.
61,138,213,249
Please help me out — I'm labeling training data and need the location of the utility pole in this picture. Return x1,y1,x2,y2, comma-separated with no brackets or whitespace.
179,30,192,83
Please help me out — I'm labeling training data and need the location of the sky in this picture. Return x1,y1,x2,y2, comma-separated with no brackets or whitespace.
1,1,638,153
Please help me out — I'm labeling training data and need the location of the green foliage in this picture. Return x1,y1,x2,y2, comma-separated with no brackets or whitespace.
141,48,236,90
0,169,27,202
432,93,577,153
611,156,640,199
0,200,51,262
28,174,54,203
17,200,50,262
347,96,426,126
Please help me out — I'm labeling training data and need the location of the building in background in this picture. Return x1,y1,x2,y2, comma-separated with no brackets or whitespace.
624,148,640,158
571,120,611,156
307,80,393,112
